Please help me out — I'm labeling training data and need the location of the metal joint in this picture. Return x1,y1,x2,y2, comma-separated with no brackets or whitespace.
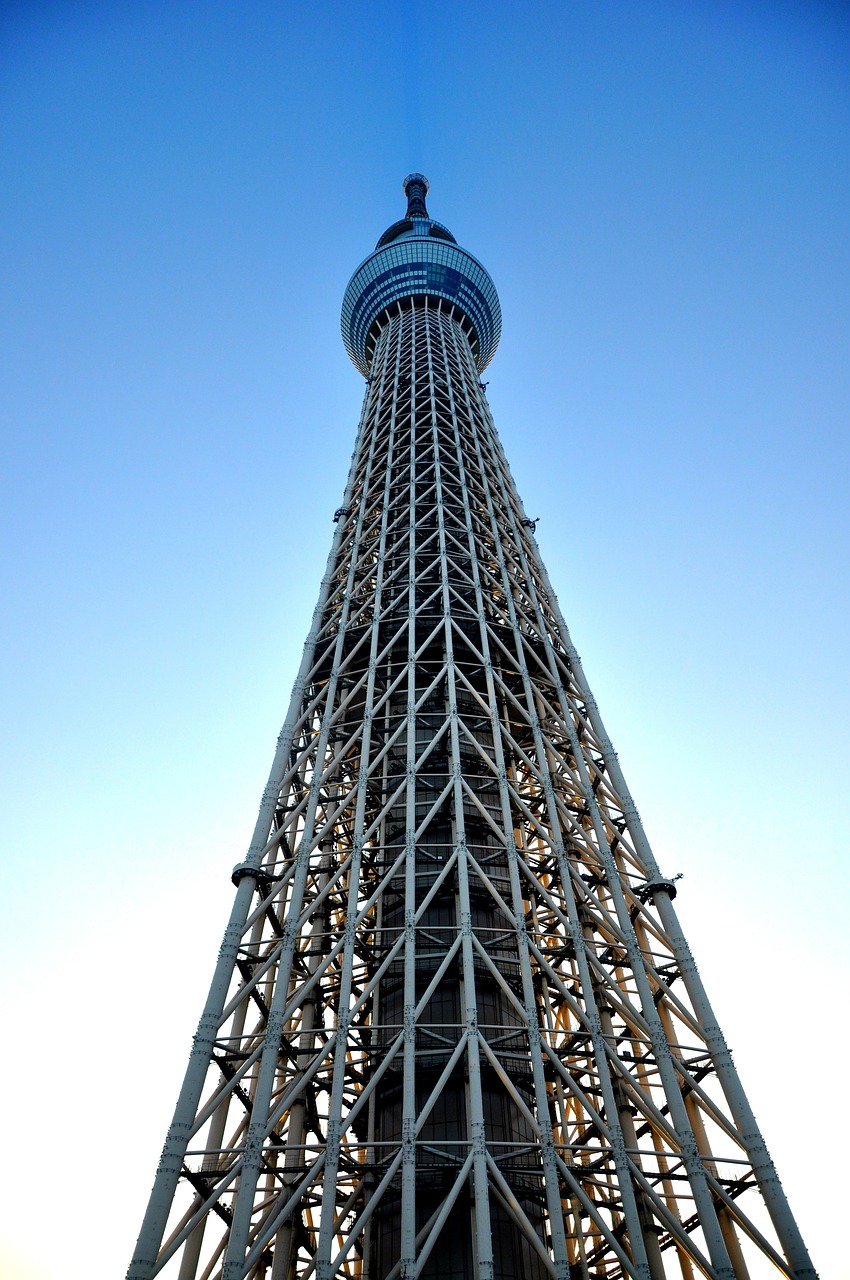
637,875,682,903
230,862,278,889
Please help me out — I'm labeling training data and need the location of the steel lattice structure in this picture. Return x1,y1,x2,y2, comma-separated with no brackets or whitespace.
129,176,816,1280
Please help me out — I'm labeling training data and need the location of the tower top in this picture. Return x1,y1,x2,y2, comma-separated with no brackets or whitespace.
341,175,501,376
402,172,430,218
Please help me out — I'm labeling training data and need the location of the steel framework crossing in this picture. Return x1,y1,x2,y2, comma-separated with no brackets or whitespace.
128,178,816,1280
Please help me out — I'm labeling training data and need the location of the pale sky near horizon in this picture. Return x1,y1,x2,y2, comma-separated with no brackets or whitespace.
1,2,848,1277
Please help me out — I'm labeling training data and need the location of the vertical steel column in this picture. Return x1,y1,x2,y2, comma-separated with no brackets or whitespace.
128,383,377,1280
445,317,654,1279
474,396,738,1277
525,550,817,1280
400,303,419,1278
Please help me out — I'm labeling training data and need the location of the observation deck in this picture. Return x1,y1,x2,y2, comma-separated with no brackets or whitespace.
341,174,501,376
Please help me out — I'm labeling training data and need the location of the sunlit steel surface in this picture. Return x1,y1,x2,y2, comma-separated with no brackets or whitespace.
128,180,816,1280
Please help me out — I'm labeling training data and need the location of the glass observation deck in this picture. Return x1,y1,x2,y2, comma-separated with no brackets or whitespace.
341,174,501,377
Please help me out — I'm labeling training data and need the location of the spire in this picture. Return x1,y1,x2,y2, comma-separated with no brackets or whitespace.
402,171,429,219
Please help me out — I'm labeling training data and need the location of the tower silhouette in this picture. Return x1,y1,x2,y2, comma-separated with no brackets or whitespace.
129,176,815,1280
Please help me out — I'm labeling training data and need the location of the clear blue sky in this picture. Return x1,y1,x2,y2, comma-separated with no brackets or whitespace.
1,3,847,1277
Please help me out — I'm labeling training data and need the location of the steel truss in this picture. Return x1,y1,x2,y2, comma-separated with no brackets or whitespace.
129,298,816,1280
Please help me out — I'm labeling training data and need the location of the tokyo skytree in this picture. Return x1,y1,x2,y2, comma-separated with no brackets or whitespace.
128,175,816,1280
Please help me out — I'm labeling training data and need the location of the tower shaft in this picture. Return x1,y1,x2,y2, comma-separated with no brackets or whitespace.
128,185,816,1280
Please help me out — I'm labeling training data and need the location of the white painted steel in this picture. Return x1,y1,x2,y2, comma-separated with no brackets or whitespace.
128,291,816,1280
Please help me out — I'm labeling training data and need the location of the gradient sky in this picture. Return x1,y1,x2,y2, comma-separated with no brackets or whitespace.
1,3,848,1277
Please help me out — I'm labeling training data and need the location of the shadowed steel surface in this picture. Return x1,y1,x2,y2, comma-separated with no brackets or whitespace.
128,179,816,1280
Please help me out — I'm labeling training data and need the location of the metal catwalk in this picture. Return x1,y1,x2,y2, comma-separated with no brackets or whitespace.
128,178,815,1280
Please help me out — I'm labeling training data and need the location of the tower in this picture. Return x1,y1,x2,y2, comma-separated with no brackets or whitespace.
128,176,816,1280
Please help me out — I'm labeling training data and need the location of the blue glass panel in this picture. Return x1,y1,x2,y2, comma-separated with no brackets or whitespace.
341,236,501,376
